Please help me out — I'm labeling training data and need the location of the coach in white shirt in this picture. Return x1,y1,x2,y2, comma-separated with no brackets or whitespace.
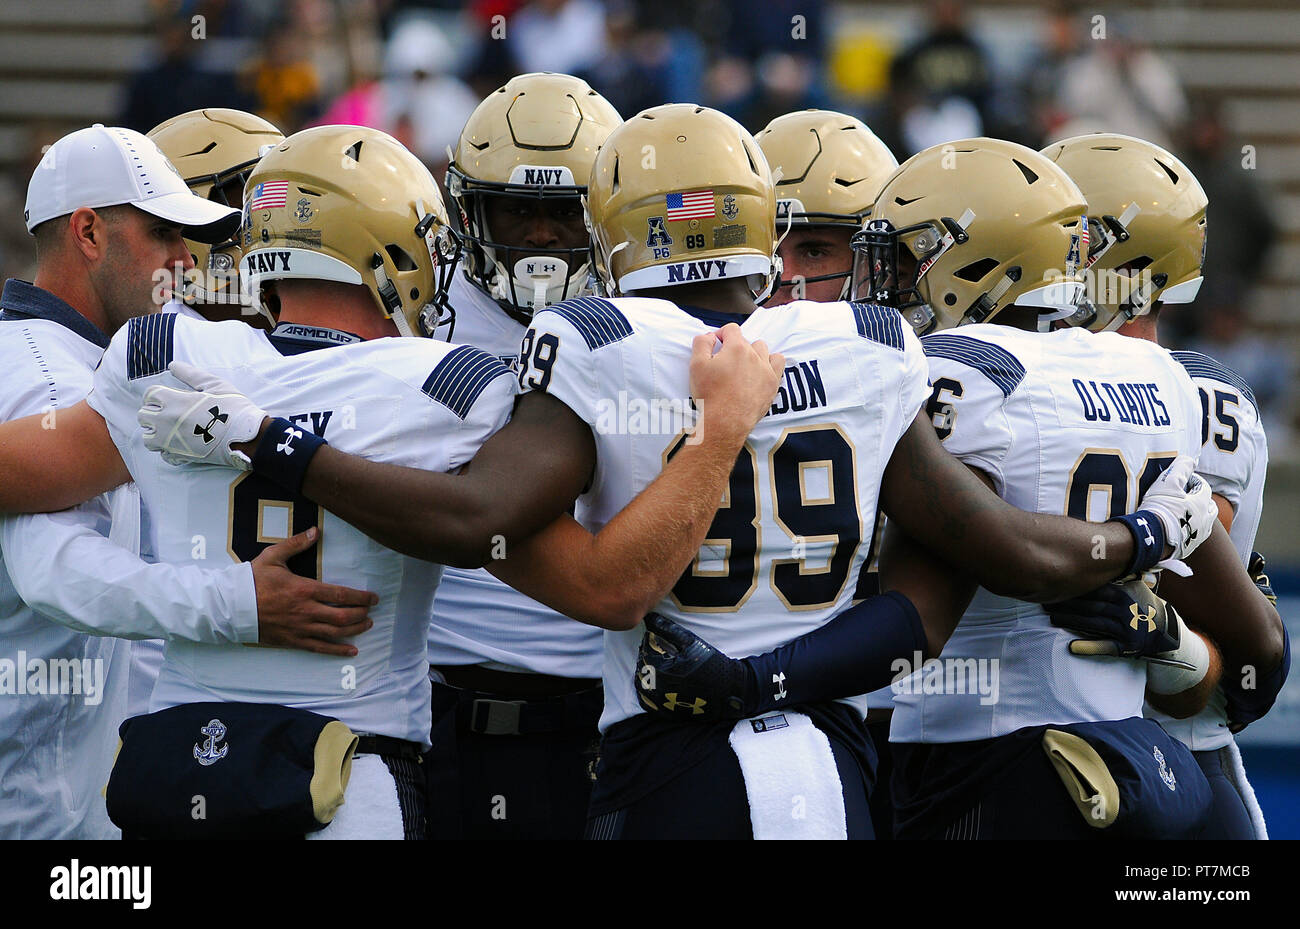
0,125,372,838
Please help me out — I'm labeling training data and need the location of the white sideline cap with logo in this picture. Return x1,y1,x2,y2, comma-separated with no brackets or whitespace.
24,123,241,243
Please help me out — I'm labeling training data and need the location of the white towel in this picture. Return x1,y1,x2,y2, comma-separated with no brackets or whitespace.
306,755,404,840
1225,739,1268,840
728,711,847,840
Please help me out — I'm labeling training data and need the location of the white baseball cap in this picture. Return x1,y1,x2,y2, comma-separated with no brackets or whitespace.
24,123,241,243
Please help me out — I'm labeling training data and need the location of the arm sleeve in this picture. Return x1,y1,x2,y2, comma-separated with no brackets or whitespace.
0,510,258,643
1190,376,1258,513
744,591,927,712
918,342,1015,494
83,324,137,450
897,324,931,427
519,307,603,426
415,343,519,473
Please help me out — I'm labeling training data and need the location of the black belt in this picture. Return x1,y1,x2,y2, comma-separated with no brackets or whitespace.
355,734,424,760
434,663,600,697
429,674,603,737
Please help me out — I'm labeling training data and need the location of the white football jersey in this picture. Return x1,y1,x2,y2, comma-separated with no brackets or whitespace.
889,325,1202,744
426,273,603,677
520,296,929,731
87,315,516,745
1146,350,1269,751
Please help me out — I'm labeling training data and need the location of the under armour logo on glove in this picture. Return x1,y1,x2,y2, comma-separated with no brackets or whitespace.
193,406,228,443
277,428,303,456
138,362,267,471
1129,603,1157,632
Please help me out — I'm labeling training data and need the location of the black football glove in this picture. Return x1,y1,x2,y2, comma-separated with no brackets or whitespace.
1248,551,1277,608
635,614,757,721
1047,578,1193,667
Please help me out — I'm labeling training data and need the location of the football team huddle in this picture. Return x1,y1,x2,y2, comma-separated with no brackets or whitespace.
0,71,1287,841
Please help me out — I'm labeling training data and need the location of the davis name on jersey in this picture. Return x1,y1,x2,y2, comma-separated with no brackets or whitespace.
426,272,603,678
1147,350,1269,751
520,296,929,731
890,324,1203,743
87,313,516,746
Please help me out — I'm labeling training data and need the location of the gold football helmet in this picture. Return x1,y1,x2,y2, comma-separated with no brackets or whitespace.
447,72,622,319
586,103,778,297
756,109,897,299
1041,133,1208,331
852,138,1088,334
148,108,284,309
239,125,458,337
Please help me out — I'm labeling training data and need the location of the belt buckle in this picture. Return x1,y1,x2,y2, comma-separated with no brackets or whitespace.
472,698,525,735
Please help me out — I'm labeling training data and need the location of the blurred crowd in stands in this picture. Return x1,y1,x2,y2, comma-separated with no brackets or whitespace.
2,0,1291,439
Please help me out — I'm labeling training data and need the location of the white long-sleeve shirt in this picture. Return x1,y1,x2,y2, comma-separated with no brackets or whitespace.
0,281,257,838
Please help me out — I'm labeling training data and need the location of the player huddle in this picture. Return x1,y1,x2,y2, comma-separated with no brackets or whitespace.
0,72,1287,840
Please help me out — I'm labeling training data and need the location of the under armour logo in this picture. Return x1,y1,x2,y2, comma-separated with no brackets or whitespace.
194,406,228,443
773,671,787,701
661,693,707,715
1180,514,1198,543
277,427,303,455
1135,516,1154,547
1130,602,1157,632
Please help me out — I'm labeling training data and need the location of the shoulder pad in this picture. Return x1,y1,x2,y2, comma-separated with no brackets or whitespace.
421,344,513,420
126,312,178,379
1171,350,1259,415
848,301,906,350
539,296,633,350
922,332,1026,398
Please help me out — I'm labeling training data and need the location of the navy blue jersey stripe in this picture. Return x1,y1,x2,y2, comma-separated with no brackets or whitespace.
921,333,1026,397
540,296,633,350
126,312,178,379
849,302,906,350
421,344,512,420
1171,351,1259,415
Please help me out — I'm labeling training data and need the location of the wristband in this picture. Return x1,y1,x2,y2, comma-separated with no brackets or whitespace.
1109,510,1167,577
251,417,328,495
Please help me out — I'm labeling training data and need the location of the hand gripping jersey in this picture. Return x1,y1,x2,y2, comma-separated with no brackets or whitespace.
890,325,1203,744
519,297,929,731
1146,350,1269,751
425,274,603,677
87,314,516,746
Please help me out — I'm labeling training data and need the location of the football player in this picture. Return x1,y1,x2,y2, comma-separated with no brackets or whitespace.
759,109,899,836
426,73,622,839
132,109,1220,839
755,109,897,306
147,107,285,326
756,107,900,835
0,125,786,838
637,137,1281,839
0,125,374,839
105,109,288,721
1043,132,1289,838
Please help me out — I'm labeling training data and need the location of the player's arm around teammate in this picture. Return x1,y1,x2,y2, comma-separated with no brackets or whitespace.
0,394,376,656
143,321,786,630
